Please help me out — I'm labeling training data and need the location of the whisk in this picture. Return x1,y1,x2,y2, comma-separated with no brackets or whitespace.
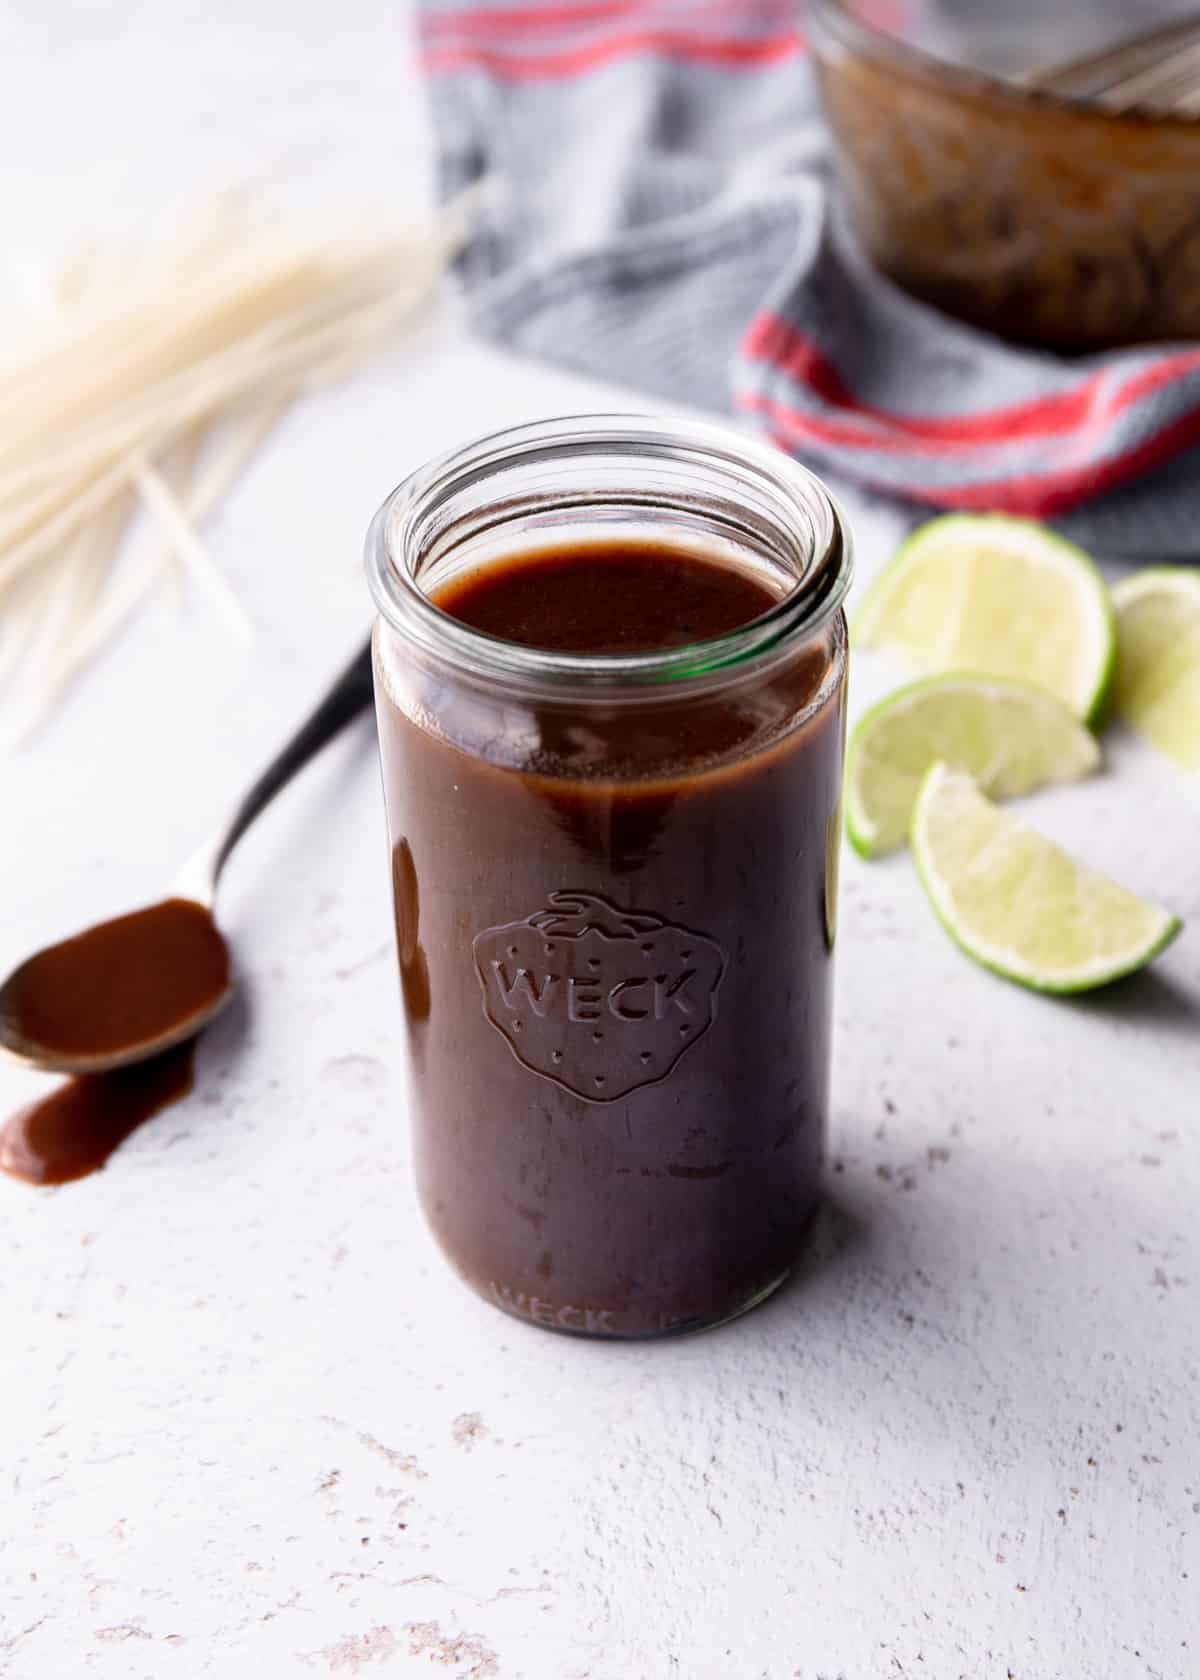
1032,12,1200,113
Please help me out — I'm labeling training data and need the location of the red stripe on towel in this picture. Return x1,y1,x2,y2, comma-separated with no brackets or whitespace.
742,313,1200,447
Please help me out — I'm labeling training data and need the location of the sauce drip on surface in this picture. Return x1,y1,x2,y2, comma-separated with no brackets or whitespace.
0,1043,196,1186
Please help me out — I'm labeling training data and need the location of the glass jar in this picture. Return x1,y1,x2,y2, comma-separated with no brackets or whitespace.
365,415,852,1338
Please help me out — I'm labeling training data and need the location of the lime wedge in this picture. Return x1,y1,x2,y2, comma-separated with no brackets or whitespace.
856,515,1116,722
846,675,1101,858
911,763,1181,992
1112,567,1200,775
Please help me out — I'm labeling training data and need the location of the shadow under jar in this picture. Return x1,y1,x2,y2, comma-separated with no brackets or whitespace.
366,415,852,1338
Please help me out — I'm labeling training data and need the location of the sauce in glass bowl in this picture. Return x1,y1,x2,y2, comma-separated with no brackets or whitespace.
811,0,1200,349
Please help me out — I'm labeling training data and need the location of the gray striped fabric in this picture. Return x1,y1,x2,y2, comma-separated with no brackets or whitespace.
422,0,1200,557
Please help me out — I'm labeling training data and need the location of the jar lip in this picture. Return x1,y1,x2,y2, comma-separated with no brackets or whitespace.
364,412,853,688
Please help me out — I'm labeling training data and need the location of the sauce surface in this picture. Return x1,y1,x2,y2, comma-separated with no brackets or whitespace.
435,543,780,653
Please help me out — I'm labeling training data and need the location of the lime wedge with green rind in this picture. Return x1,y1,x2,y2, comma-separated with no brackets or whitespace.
846,674,1101,858
911,763,1181,993
856,515,1116,723
1112,567,1200,775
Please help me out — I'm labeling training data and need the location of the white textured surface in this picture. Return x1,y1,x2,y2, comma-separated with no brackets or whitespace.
2,7,1199,1678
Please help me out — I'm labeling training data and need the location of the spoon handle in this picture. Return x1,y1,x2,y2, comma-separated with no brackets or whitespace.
174,639,375,905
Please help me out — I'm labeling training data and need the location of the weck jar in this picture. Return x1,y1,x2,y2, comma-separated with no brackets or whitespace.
366,414,852,1337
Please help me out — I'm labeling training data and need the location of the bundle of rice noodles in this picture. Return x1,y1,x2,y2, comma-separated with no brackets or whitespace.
0,185,480,745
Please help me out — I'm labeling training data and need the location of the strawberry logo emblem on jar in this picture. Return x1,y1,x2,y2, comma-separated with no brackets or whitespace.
473,892,726,1103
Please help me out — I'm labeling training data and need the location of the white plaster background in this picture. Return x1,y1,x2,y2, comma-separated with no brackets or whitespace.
0,5,1197,1676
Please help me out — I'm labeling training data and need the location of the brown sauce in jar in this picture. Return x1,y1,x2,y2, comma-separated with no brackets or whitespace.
375,538,847,1336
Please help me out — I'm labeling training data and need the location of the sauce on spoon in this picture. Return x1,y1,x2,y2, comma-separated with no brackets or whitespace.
0,898,230,1185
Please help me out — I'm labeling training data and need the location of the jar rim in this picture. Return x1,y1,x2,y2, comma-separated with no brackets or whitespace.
364,412,853,689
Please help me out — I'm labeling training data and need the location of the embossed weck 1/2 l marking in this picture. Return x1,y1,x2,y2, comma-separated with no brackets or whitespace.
472,892,726,1103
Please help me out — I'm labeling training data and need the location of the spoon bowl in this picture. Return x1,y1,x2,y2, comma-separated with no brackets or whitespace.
0,639,373,1080
0,897,235,1076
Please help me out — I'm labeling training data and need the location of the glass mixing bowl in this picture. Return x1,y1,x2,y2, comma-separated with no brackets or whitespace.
810,0,1200,349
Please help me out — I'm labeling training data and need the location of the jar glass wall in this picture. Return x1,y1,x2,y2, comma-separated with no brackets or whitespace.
366,415,852,1338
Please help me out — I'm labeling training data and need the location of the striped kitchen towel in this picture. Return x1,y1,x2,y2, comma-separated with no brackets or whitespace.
421,0,1200,556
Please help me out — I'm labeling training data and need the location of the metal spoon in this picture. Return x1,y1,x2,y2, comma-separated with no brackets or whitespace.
0,639,374,1076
